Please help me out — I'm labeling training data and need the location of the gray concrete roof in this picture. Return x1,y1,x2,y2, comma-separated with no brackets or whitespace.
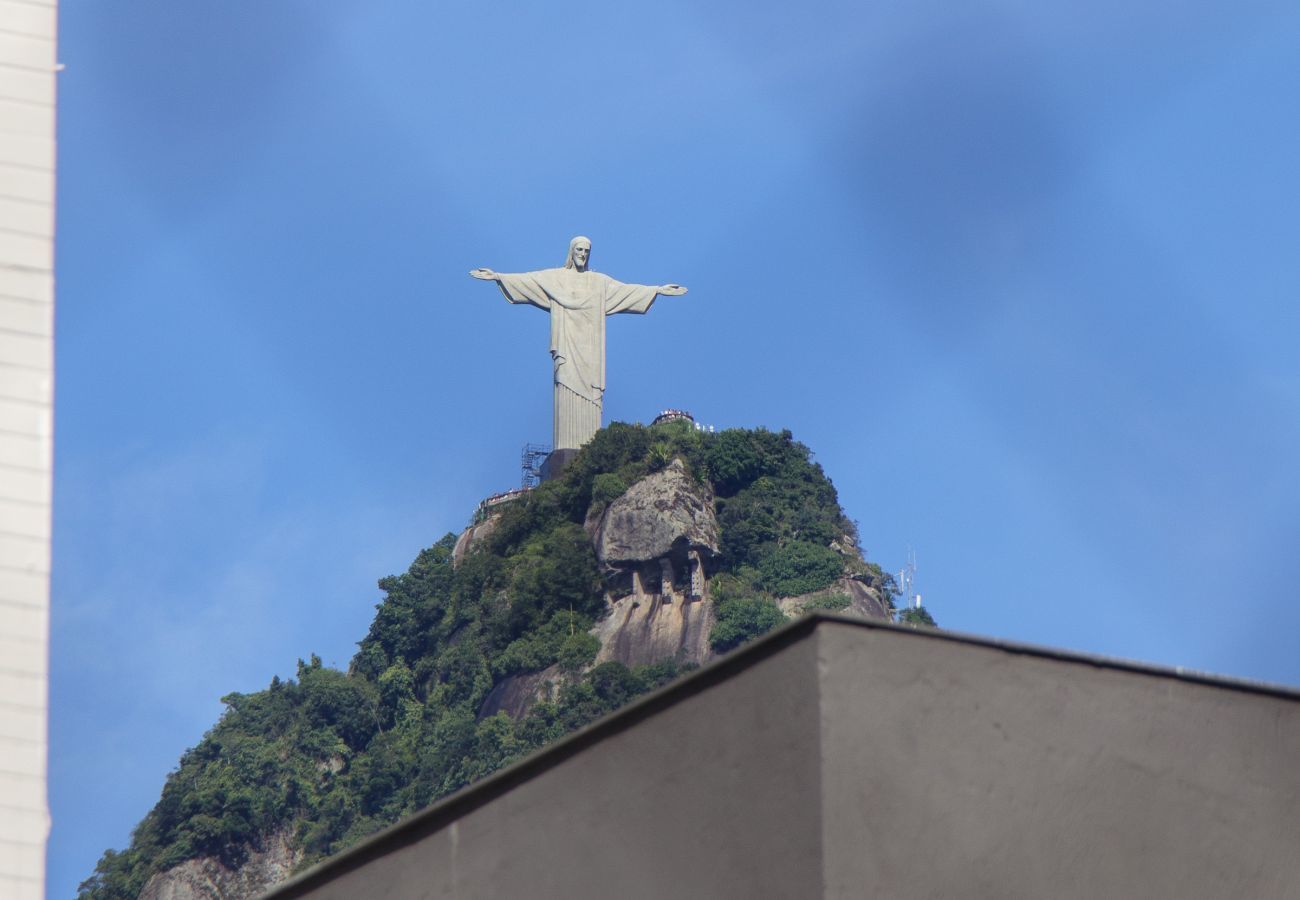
262,615,1300,899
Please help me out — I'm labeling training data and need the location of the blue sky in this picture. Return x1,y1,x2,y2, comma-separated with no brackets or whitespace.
48,1,1300,895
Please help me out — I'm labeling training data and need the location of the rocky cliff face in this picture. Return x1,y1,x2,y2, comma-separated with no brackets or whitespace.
777,575,892,620
477,662,571,719
138,830,300,900
587,459,720,665
469,461,724,720
462,457,899,723
452,514,499,567
592,592,715,669
468,459,889,721
584,461,721,671
589,459,720,569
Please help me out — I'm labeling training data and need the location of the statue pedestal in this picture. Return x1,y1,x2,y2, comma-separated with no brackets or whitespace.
540,448,580,482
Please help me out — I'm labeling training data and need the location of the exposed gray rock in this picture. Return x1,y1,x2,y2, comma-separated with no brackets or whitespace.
592,592,716,669
591,459,719,567
138,829,300,900
477,663,570,721
829,535,859,558
452,513,500,567
479,590,717,722
777,576,892,621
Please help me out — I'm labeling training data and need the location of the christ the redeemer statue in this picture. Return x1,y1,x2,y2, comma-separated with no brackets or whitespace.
471,236,687,452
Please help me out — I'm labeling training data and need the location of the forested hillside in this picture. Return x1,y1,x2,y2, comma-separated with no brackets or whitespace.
79,422,906,899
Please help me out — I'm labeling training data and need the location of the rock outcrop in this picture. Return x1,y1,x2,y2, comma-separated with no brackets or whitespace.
592,592,715,668
777,575,892,621
481,462,723,721
586,460,722,667
452,513,500,567
477,663,571,720
591,459,720,567
473,462,895,722
588,458,720,606
138,830,300,900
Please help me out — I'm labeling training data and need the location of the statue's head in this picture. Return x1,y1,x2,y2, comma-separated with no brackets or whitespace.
565,236,592,271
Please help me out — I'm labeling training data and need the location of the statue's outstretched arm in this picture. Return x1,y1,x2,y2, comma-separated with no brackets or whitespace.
474,268,552,310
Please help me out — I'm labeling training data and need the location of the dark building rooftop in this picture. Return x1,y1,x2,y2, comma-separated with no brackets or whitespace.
262,615,1300,899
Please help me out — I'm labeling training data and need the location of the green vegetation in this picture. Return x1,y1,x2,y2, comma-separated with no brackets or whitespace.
79,423,886,898
589,472,629,509
801,591,853,613
709,597,788,652
898,605,938,627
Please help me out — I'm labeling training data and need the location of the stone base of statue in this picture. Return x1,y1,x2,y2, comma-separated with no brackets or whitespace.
540,448,581,483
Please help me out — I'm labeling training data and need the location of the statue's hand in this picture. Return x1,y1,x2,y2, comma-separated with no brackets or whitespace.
469,268,498,281
658,284,688,296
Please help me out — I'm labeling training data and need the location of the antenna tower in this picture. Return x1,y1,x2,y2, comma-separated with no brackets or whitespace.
897,549,921,612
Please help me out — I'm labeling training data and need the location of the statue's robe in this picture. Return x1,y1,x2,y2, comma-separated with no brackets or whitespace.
494,268,659,450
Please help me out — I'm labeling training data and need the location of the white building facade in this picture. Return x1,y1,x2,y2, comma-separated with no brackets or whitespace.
0,0,56,897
